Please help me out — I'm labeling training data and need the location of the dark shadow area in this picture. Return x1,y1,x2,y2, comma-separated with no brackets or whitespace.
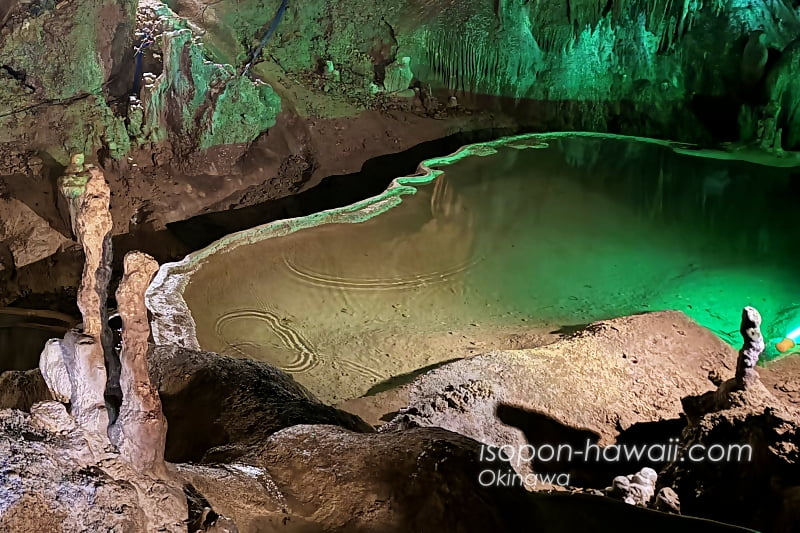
616,417,687,445
497,404,687,489
364,358,463,396
496,403,601,485
379,410,401,423
0,309,74,372
154,346,374,463
159,366,231,463
688,95,741,142
550,323,591,336
525,491,757,532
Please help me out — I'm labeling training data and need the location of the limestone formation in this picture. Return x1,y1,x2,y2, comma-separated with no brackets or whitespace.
385,311,735,480
24,172,193,531
384,56,414,93
64,166,114,345
764,38,800,150
0,197,71,269
38,339,71,403
741,30,768,89
0,403,188,533
40,166,115,436
653,487,681,514
39,169,172,480
109,252,168,477
657,318,800,531
736,306,764,387
606,467,658,506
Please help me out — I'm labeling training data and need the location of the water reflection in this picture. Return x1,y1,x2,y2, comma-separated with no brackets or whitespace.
183,135,800,401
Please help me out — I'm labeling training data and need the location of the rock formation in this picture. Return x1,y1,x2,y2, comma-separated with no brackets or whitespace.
657,308,800,532
1,1,800,531
178,424,756,533
606,467,659,506
23,166,188,531
0,367,50,410
109,251,168,476
741,30,769,89
0,402,188,533
763,37,800,150
148,345,373,462
385,311,734,481
39,165,115,435
653,487,681,514
736,306,765,388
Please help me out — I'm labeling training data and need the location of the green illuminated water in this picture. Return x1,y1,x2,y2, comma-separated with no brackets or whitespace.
182,135,800,401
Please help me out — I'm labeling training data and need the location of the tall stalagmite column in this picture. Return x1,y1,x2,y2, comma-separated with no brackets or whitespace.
736,306,764,388
110,252,168,477
58,164,114,435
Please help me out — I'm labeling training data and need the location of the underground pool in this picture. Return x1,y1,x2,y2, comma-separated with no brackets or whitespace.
148,132,800,403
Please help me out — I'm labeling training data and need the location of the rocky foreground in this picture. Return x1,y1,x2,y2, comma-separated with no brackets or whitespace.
3,307,797,532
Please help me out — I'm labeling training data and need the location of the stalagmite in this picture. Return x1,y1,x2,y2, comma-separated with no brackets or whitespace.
36,164,190,531
109,252,168,476
735,306,764,387
39,338,72,403
41,164,115,436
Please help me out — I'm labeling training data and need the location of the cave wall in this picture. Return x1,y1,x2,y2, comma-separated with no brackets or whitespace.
172,0,800,145
1,0,800,291
0,0,136,165
3,0,800,172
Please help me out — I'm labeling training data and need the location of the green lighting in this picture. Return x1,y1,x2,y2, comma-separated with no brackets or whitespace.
786,326,800,341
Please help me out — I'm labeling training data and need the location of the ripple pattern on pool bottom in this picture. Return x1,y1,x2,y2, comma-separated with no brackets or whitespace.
214,307,391,382
281,253,482,290
214,309,321,373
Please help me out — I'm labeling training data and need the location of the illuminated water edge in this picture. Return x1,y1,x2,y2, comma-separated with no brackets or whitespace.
145,132,800,363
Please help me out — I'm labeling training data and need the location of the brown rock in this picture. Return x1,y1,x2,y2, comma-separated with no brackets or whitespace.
110,252,168,477
181,423,756,533
0,368,51,410
385,311,732,480
0,197,71,269
659,356,800,531
148,345,374,462
55,167,114,435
